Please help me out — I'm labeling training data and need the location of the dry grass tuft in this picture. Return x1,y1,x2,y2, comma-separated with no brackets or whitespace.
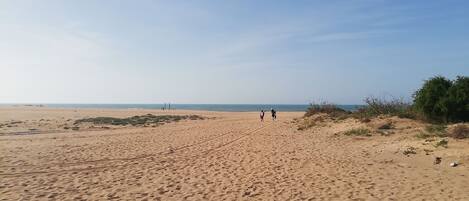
343,128,372,137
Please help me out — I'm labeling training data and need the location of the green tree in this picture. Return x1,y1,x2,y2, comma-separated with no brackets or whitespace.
413,76,452,122
447,76,469,122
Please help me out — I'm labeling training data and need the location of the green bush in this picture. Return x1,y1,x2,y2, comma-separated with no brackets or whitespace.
447,76,469,122
413,76,468,123
352,97,415,120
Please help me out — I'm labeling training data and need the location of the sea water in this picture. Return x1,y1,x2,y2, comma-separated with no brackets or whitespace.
15,104,362,112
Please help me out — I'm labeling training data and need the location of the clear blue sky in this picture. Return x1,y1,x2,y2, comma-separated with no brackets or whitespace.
1,0,468,104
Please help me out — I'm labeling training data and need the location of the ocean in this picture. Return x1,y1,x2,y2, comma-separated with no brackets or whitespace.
7,104,363,112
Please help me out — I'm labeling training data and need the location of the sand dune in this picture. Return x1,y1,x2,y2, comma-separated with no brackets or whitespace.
1,107,468,200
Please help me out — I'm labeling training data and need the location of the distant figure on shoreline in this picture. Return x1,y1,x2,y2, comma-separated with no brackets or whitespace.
271,108,277,121
260,110,265,122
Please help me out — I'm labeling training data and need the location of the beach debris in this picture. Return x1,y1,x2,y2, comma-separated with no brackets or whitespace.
403,146,417,156
434,157,442,165
450,162,459,167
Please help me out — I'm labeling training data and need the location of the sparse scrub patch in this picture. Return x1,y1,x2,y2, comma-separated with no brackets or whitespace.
415,131,432,139
414,124,447,139
434,139,449,148
425,124,447,137
74,114,205,127
343,128,371,137
304,102,350,120
297,118,316,131
352,97,415,120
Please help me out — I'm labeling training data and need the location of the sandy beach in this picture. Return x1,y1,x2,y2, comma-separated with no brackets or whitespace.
1,106,468,200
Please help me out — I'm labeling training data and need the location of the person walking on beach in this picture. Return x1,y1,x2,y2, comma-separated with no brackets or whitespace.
260,110,265,122
271,108,277,121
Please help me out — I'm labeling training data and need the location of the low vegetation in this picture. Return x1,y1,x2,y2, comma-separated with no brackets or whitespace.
414,76,469,123
434,138,449,148
343,128,372,137
300,75,468,137
425,124,447,136
353,97,415,120
297,118,316,131
415,132,433,139
415,124,448,139
304,102,350,119
74,114,204,126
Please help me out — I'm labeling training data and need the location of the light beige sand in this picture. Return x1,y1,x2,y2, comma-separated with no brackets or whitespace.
1,107,469,200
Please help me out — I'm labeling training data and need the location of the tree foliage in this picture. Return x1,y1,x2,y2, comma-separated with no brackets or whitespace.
413,75,468,122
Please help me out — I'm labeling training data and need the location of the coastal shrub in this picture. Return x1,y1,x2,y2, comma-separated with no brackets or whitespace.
413,75,469,123
353,97,415,119
446,76,469,122
343,128,371,137
305,102,345,116
304,102,350,119
303,75,467,123
449,124,469,139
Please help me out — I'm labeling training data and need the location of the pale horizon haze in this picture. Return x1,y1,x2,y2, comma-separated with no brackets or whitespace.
1,1,468,104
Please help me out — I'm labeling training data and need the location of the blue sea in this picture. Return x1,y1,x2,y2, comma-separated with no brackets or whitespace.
7,104,362,112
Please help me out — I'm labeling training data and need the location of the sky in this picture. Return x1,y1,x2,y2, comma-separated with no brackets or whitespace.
1,0,468,104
